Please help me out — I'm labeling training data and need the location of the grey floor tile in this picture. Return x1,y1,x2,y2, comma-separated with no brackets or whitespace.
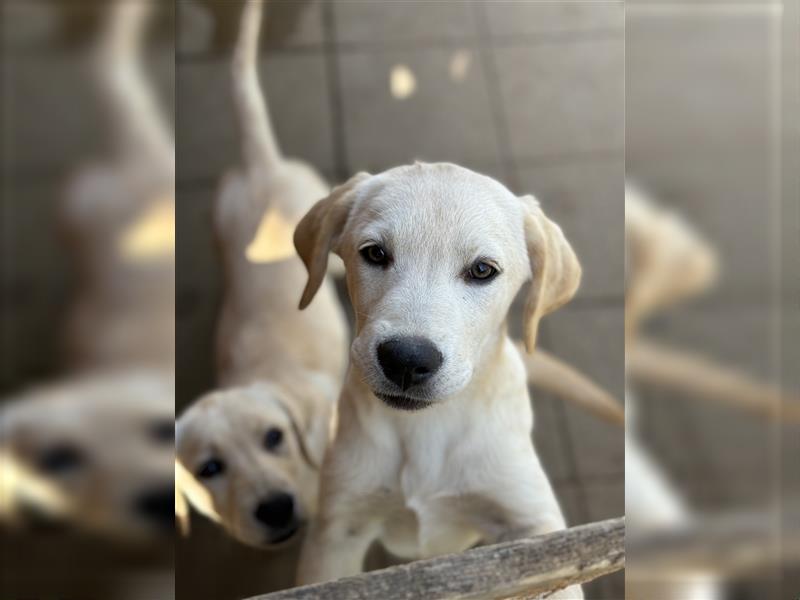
493,38,623,161
178,0,323,56
178,0,215,56
177,286,221,409
554,483,588,526
583,481,624,522
515,159,624,300
333,0,477,45
532,391,577,484
627,9,775,157
264,0,325,49
175,185,220,408
176,185,220,292
546,305,625,399
177,53,333,182
545,305,625,480
483,1,623,38
337,47,501,171
1,0,59,51
3,55,103,174
0,182,71,388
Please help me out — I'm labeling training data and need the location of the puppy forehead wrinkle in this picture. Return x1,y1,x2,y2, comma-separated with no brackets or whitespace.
350,167,523,256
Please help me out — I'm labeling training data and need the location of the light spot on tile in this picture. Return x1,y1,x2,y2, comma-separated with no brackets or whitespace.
449,49,472,83
390,64,417,100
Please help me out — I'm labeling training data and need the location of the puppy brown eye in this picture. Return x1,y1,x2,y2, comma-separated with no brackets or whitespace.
264,428,283,451
360,244,389,267
197,458,225,479
466,261,498,283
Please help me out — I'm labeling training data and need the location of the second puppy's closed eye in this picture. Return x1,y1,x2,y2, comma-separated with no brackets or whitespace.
38,444,85,474
263,428,283,451
197,458,225,479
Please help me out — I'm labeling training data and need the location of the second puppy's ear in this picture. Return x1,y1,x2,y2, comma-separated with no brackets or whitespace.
174,461,192,537
294,172,370,309
522,196,582,353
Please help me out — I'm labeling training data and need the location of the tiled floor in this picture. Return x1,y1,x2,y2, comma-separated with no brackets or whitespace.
175,1,625,599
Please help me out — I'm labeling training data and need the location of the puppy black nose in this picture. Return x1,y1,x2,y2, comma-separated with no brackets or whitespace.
254,493,295,529
377,337,443,391
134,487,175,530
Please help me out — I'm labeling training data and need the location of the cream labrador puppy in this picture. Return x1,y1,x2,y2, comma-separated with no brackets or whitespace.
294,162,584,598
0,371,175,540
61,0,175,371
175,0,347,549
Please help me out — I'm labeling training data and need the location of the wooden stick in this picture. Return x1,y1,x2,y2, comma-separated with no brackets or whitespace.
247,517,625,600
628,338,800,424
517,342,625,427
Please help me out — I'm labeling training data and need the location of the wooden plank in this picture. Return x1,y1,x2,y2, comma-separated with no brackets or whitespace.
247,517,625,600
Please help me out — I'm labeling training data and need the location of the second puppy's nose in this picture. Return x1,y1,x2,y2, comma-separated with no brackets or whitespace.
134,486,175,530
377,337,443,391
254,493,295,529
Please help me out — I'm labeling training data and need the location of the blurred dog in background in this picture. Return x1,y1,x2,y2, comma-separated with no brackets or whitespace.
60,0,175,372
1,0,175,543
176,0,348,549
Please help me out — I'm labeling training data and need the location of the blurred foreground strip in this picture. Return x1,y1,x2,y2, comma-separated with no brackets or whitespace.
247,518,624,600
0,371,175,540
627,503,800,578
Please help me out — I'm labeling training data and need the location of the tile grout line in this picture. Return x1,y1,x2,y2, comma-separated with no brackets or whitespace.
322,0,350,182
173,29,625,63
471,0,518,191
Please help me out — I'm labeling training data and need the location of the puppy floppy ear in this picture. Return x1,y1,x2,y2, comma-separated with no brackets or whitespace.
294,172,370,309
522,196,582,353
174,461,192,537
270,379,333,471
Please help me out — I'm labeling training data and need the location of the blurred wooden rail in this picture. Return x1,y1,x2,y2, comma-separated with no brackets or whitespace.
247,517,624,600
627,504,800,577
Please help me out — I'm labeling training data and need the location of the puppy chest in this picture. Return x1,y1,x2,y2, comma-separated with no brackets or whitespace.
380,492,483,559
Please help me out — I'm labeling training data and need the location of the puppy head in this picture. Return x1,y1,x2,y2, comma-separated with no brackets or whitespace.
625,184,717,340
175,382,326,548
296,163,581,410
0,372,175,540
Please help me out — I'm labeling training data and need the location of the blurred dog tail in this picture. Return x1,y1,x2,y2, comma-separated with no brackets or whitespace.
233,0,282,172
516,342,625,427
628,338,800,424
96,0,174,175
